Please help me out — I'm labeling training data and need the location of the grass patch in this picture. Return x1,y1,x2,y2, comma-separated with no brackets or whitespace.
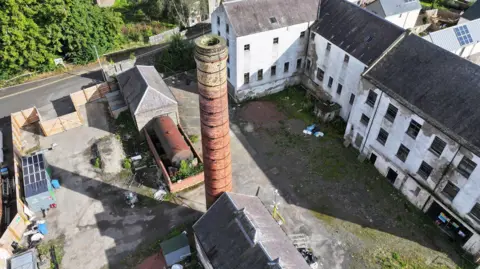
262,85,316,124
37,235,66,269
188,134,199,143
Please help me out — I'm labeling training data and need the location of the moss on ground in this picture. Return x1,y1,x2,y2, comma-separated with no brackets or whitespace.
37,235,66,269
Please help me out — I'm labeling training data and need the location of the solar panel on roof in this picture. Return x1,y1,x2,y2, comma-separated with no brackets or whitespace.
454,25,474,46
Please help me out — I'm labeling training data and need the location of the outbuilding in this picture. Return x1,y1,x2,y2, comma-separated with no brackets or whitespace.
21,153,56,213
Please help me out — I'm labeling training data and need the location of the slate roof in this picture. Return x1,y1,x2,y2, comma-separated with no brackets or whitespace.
461,1,480,21
369,0,421,17
311,0,404,65
223,0,317,37
117,65,177,115
193,193,310,269
22,153,49,198
364,33,480,154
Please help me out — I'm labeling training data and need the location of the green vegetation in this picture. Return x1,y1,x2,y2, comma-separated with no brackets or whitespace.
171,159,204,182
155,33,196,76
37,235,66,269
123,158,132,169
188,134,199,143
93,157,101,168
261,86,316,124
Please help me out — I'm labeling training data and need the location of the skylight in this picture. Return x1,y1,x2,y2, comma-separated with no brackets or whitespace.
454,25,474,46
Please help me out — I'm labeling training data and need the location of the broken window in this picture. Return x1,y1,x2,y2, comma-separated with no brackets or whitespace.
396,144,410,162
244,44,250,51
469,203,480,222
442,181,459,201
284,62,289,73
244,73,250,84
418,161,433,180
366,90,377,107
360,114,370,126
376,128,388,146
344,54,350,63
429,136,446,157
316,68,324,81
326,43,331,51
328,77,333,88
385,104,398,122
296,59,302,70
406,119,422,139
273,37,279,44
457,156,477,179
271,65,276,76
349,94,355,105
306,59,311,71
336,84,342,95
300,31,305,38
227,67,230,78
257,69,263,80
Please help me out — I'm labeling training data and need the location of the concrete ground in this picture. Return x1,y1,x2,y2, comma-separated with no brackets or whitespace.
166,76,473,269
20,101,200,269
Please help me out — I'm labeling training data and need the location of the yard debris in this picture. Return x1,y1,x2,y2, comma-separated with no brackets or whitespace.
303,124,325,137
124,191,138,208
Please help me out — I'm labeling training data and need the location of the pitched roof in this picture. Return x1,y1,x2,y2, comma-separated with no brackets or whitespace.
461,1,480,21
369,0,421,17
311,0,404,65
223,0,317,37
193,193,310,269
364,32,480,155
117,65,177,115
423,19,480,52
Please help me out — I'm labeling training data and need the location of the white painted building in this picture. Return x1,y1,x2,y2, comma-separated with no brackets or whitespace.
347,32,480,255
423,19,480,65
303,0,404,120
364,0,421,29
211,0,317,101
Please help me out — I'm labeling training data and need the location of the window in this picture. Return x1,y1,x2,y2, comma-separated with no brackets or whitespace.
336,84,343,95
327,77,333,88
469,203,480,222
406,120,422,139
344,54,350,63
413,187,421,197
429,136,446,157
271,65,276,76
349,94,355,105
442,181,459,201
306,59,311,71
226,39,229,47
273,37,279,44
227,67,230,78
385,104,398,122
396,144,410,162
257,69,263,80
244,44,250,51
300,31,305,38
227,54,229,63
269,17,277,23
316,68,324,81
217,16,220,25
244,73,250,84
296,59,302,70
366,90,377,107
457,157,477,178
326,43,331,51
418,161,433,180
226,24,229,34
376,128,388,145
284,62,289,73
217,30,221,36
360,114,370,126
310,32,315,40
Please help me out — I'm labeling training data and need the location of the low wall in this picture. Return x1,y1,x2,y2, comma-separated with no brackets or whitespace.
144,125,204,193
39,111,84,137
149,27,180,45
70,82,112,107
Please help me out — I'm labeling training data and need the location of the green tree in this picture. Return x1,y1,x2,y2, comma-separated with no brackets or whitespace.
154,33,195,76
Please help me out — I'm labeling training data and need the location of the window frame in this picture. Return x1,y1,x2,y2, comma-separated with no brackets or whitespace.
326,43,332,51
244,73,250,84
300,31,305,38
271,65,276,76
396,144,410,162
376,128,389,146
327,77,333,88
316,68,324,81
442,181,459,201
306,59,311,71
273,37,279,44
344,54,350,63
469,203,480,222
227,67,230,78
244,44,250,51
457,156,477,179
406,120,422,139
226,24,229,33
217,16,220,25
385,104,398,122
417,161,433,180
336,83,343,95
349,94,355,105
360,114,370,126
284,62,289,73
296,58,302,70
257,69,263,81
366,90,377,107
429,136,446,157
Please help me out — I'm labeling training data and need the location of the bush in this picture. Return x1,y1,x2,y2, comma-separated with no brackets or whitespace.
154,33,195,76
123,158,132,169
171,159,203,182
188,134,199,143
94,157,101,168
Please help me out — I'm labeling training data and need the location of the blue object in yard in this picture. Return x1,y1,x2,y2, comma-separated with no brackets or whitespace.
51,179,60,189
306,124,316,131
37,223,48,235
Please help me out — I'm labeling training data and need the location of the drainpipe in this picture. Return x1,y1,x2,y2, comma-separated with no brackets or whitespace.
359,91,383,156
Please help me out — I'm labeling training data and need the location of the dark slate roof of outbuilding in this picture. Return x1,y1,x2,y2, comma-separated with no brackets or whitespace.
223,0,318,37
461,1,480,21
311,0,404,65
364,33,480,154
193,193,310,269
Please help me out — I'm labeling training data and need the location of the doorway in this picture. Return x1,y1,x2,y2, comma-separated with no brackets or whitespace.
369,153,377,164
386,168,398,184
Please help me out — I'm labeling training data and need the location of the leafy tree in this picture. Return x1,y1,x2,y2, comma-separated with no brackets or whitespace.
154,33,195,76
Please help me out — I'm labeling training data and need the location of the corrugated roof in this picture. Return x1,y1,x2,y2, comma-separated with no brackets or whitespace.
311,0,404,65
375,0,421,17
193,193,310,269
223,0,317,37
461,1,480,21
117,66,177,116
423,19,480,53
22,153,49,198
364,33,480,155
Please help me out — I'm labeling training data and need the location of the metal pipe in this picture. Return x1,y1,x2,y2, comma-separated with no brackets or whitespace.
194,34,232,208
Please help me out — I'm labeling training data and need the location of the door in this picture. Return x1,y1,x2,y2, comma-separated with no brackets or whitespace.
386,168,398,184
369,153,377,164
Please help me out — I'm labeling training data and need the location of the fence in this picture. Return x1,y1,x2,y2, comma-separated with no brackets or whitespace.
149,27,180,45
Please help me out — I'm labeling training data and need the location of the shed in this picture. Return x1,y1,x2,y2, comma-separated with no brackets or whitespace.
160,232,191,266
21,153,56,213
8,249,38,269
117,65,179,130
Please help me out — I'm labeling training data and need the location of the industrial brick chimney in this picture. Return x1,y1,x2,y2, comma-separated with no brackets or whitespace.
194,35,232,208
